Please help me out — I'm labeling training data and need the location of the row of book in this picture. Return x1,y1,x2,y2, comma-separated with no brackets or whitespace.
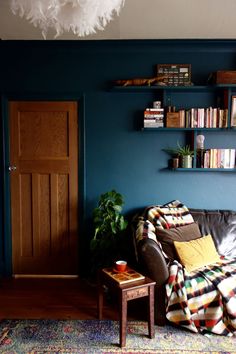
144,108,164,128
144,107,229,128
180,107,228,128
197,148,235,169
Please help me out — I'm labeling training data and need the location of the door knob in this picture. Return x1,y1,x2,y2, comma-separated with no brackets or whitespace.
8,166,17,171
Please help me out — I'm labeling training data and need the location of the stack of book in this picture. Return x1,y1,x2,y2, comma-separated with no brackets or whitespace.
198,148,236,168
144,108,164,128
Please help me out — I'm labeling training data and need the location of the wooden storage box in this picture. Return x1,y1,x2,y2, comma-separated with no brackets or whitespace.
213,71,236,84
166,112,181,128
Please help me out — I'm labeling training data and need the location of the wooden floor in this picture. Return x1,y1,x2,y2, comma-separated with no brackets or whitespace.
0,277,146,321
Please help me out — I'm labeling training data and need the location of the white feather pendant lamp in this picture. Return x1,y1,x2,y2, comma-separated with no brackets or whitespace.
10,0,125,38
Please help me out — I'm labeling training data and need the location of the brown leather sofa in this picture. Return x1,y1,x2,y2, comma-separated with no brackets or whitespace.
135,208,236,325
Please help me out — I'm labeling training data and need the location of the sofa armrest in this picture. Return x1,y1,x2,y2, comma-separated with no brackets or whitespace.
137,238,169,325
137,238,169,287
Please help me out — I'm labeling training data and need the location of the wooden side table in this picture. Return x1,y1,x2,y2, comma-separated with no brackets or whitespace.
97,267,156,347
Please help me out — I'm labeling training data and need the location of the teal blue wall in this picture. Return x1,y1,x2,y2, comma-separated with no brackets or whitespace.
1,39,236,275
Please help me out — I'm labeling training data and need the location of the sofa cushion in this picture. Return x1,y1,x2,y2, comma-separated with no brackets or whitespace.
190,209,236,259
155,222,202,261
173,234,221,272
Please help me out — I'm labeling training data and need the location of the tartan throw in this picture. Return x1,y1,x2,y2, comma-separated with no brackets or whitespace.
136,200,194,243
166,257,236,336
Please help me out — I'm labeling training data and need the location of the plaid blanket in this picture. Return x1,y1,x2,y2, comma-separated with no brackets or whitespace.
136,200,194,243
166,257,236,336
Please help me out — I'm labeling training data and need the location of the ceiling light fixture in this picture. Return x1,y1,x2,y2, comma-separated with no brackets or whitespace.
10,0,125,39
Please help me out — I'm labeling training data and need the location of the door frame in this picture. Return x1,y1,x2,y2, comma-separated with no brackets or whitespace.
0,93,86,277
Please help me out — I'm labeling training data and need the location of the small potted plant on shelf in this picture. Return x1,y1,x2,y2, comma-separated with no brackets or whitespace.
163,142,194,169
90,189,128,276
177,144,194,168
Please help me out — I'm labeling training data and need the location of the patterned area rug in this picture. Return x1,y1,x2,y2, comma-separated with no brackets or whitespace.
0,319,236,354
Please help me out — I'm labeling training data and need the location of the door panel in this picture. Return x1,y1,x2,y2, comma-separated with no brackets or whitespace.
9,101,78,275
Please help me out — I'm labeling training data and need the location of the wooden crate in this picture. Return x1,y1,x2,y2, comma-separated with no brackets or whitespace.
213,71,236,84
166,112,181,127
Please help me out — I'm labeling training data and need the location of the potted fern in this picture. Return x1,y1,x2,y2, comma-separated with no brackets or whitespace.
90,190,128,274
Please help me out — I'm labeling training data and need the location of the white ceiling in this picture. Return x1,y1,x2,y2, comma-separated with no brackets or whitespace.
1,0,236,40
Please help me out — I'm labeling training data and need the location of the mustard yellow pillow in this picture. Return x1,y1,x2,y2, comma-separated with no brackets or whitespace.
174,234,221,272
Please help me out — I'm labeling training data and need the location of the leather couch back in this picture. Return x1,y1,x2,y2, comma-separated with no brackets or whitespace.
190,208,236,259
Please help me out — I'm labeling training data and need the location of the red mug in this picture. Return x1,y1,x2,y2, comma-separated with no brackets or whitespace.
115,260,127,272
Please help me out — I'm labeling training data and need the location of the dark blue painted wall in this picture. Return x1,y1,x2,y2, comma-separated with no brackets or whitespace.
1,39,236,274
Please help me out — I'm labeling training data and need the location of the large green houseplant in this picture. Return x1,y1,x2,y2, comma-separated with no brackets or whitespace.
90,190,128,273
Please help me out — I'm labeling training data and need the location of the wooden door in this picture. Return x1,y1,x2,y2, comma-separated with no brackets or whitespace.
9,101,78,276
